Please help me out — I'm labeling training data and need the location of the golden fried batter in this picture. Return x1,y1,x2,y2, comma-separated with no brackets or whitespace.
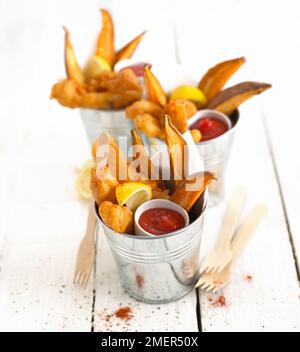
125,99,162,120
99,201,134,233
134,114,164,139
90,166,119,205
163,99,197,134
51,72,142,109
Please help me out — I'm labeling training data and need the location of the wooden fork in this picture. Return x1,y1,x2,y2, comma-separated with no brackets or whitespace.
74,200,97,288
196,204,267,291
200,187,247,274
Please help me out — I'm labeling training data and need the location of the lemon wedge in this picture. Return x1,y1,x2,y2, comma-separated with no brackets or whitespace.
76,160,95,200
84,56,111,81
116,182,152,211
170,85,207,108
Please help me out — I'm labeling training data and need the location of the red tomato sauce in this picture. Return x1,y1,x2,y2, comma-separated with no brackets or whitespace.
190,117,229,141
138,208,186,236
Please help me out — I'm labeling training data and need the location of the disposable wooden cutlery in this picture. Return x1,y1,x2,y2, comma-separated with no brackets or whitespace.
74,199,97,288
200,187,247,274
196,203,267,291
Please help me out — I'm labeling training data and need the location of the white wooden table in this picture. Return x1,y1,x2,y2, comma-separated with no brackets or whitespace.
0,0,299,332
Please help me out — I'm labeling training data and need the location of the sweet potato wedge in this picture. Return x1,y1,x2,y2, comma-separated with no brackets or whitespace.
96,9,115,66
63,27,84,84
130,129,164,188
163,115,187,184
144,65,167,107
207,81,272,116
92,132,129,182
115,30,146,64
198,57,245,101
172,172,215,212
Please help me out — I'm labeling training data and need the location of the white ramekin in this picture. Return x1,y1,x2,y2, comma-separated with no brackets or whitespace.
134,199,190,237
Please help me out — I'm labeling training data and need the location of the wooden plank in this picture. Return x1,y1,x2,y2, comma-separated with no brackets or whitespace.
0,0,94,331
93,232,199,332
253,0,300,274
174,0,300,331
199,103,300,332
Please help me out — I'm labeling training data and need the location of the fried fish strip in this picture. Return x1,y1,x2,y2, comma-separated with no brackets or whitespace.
144,65,167,107
125,99,162,120
51,79,112,109
96,9,115,66
63,27,84,84
198,57,245,101
90,166,119,205
51,73,142,109
115,30,146,64
163,99,197,134
207,81,272,116
95,68,142,95
172,172,215,212
99,201,134,234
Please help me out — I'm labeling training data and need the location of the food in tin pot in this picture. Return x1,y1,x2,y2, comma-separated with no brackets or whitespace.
163,116,215,211
126,57,271,143
125,67,201,143
91,119,214,234
51,8,145,109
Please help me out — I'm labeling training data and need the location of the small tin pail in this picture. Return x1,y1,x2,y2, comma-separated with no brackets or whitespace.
95,192,208,304
80,109,134,145
193,110,240,206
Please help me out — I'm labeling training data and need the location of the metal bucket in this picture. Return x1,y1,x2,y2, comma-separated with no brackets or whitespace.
139,110,239,207
194,110,240,207
95,192,208,304
80,108,134,145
